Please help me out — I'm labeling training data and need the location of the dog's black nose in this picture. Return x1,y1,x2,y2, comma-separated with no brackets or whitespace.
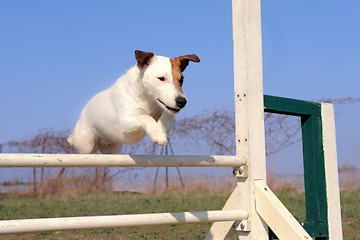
176,97,187,109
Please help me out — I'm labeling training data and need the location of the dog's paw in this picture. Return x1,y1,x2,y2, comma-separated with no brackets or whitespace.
147,127,168,145
154,136,168,146
150,132,168,145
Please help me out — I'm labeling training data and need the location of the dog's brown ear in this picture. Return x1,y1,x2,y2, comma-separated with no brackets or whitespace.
135,50,155,68
175,54,200,72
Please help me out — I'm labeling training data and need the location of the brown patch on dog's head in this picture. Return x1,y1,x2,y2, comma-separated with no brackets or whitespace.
135,50,155,68
170,59,185,92
170,54,200,92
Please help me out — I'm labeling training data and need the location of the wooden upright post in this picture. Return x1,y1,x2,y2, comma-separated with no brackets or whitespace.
322,103,343,239
205,0,267,239
232,0,268,239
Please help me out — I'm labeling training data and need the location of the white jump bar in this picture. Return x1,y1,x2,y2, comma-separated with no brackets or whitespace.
0,209,248,235
0,154,246,167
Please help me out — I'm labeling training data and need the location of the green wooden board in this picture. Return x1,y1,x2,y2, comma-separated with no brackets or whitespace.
264,95,329,239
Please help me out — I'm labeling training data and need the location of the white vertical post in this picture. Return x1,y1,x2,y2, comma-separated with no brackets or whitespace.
321,103,343,240
204,1,267,239
233,0,268,239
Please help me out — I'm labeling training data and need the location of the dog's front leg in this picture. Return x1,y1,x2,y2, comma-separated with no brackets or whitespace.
140,115,168,145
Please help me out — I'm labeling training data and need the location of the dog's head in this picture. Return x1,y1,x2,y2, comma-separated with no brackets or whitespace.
135,50,200,115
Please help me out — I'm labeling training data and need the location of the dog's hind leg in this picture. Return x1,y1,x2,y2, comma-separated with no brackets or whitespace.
72,134,98,154
99,143,123,154
69,123,99,154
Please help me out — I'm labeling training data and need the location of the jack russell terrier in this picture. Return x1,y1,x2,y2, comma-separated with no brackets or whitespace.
68,50,200,154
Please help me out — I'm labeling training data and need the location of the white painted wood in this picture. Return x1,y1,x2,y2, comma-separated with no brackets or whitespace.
0,209,248,235
321,103,343,240
206,0,267,238
254,180,312,240
233,0,268,239
0,154,246,168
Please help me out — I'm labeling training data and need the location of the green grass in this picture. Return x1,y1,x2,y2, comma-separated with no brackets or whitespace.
340,189,360,240
0,190,229,240
0,188,359,239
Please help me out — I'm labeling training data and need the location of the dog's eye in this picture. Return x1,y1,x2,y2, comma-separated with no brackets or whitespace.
158,77,166,81
179,76,184,86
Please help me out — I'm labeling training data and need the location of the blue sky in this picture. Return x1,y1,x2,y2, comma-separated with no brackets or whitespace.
1,0,359,145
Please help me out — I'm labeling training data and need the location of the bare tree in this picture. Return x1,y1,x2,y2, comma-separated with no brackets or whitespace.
7,128,75,194
6,128,157,194
264,113,301,156
172,108,301,157
320,97,360,104
173,109,236,155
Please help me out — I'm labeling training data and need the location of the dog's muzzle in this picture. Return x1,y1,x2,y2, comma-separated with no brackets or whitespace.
157,97,187,113
175,96,187,109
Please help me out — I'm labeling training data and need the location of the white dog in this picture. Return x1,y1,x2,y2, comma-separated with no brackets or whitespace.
68,50,200,154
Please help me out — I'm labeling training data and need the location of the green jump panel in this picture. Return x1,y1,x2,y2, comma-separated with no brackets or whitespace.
264,95,329,239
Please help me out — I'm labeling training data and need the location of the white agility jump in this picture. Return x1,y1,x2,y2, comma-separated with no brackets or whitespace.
0,154,246,168
0,210,248,235
0,0,343,239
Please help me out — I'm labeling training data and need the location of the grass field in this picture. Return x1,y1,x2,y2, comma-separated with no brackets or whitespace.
0,188,359,239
